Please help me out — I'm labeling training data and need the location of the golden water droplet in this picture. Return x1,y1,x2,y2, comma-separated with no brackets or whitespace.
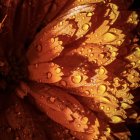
60,80,67,86
98,68,105,75
103,32,117,43
71,75,82,84
97,85,107,94
111,116,123,123
112,51,117,57
47,72,52,79
100,106,104,110
85,90,90,95
36,44,42,52
59,21,63,26
87,12,93,17
55,67,61,73
117,40,122,46
82,23,90,31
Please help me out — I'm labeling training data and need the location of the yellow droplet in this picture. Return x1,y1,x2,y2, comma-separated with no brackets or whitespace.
112,51,117,57
47,72,52,79
98,68,105,75
117,40,122,46
103,32,117,43
71,75,82,84
82,23,90,31
87,12,93,17
55,67,61,73
111,116,123,123
97,85,107,94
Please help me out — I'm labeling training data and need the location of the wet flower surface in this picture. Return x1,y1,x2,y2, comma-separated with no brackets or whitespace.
0,0,140,140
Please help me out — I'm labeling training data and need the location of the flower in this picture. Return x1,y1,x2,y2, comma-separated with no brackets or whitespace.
0,0,140,140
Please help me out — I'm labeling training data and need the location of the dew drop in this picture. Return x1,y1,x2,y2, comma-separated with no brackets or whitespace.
97,85,107,94
103,32,117,43
50,97,55,103
55,67,61,74
98,68,105,75
117,40,122,46
71,75,82,84
82,23,90,31
87,12,93,17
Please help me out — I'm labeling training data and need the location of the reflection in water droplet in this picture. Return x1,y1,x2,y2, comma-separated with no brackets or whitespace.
55,67,61,73
47,72,52,79
97,85,107,94
103,32,117,43
71,75,82,84
82,23,90,31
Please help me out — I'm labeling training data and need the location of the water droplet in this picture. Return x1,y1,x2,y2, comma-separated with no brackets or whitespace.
98,68,105,75
87,12,93,17
82,23,90,31
100,106,104,110
112,51,117,57
47,72,52,79
97,85,107,94
50,97,55,103
55,67,61,73
85,90,90,95
71,75,82,84
51,38,55,43
103,32,117,43
36,44,42,52
117,40,122,46
60,80,67,86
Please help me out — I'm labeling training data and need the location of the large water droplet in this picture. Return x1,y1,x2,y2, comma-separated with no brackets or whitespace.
71,75,82,84
103,32,117,43
82,23,90,31
97,85,107,94
87,12,93,17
